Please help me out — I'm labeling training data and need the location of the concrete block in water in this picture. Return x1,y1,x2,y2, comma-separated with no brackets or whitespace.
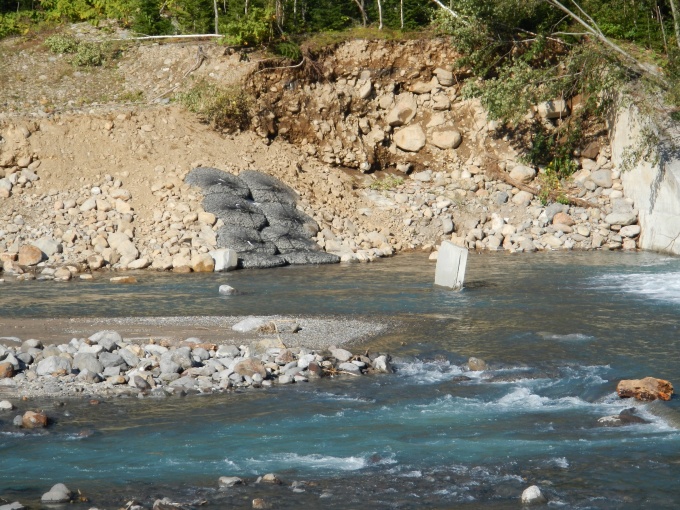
434,241,468,290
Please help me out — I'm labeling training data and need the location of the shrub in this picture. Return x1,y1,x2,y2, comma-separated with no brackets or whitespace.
178,80,252,132
72,41,106,66
45,33,79,53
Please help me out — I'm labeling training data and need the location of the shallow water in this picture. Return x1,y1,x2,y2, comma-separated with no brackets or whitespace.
1,251,680,509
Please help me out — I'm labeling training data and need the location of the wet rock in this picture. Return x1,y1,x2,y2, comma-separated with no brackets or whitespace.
41,483,71,503
22,410,48,428
0,502,26,510
110,276,138,283
259,473,283,484
0,400,14,410
372,355,393,373
252,499,271,510
521,485,547,504
394,124,426,152
219,285,238,296
153,497,186,510
18,245,43,266
218,476,244,487
597,408,650,427
617,377,674,401
191,253,215,272
467,357,487,371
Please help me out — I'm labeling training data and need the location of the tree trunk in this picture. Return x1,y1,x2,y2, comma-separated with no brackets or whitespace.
245,0,249,16
400,0,404,29
670,0,680,50
377,0,383,29
213,0,219,35
352,0,367,26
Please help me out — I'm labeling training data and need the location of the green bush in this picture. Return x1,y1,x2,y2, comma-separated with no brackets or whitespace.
220,6,273,46
178,79,252,132
45,33,79,53
73,41,106,66
0,12,23,39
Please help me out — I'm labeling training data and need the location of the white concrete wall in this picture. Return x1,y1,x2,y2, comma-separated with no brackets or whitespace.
611,105,680,254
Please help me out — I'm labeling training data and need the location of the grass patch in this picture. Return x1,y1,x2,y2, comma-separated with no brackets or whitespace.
368,174,404,191
178,79,252,132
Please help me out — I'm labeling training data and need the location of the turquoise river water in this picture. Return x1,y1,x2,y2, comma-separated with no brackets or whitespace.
0,251,679,509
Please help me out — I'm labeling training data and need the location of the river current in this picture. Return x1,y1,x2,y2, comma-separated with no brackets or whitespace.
1,251,679,509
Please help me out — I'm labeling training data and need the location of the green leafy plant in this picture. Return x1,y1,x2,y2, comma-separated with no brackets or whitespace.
45,33,79,53
72,41,106,66
368,174,404,190
220,7,273,47
274,41,302,62
178,79,252,132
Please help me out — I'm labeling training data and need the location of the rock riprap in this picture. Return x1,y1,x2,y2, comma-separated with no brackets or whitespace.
185,168,340,269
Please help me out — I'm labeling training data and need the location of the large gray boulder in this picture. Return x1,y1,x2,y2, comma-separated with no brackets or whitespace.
98,352,126,369
41,484,71,503
394,124,426,152
36,356,72,376
89,330,122,351
386,94,418,126
74,353,104,374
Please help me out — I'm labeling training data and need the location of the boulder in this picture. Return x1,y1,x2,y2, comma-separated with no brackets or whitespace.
0,400,14,410
512,190,533,206
386,95,418,126
617,377,673,401
233,317,267,333
434,68,454,86
110,276,138,283
509,165,536,184
98,352,126,369
74,353,104,374
430,129,462,150
22,410,48,428
605,212,637,226
191,253,215,273
36,356,71,376
234,358,266,379
619,225,641,238
219,285,237,296
521,485,547,504
394,124,426,152
338,362,362,374
210,248,238,272
89,330,122,351
0,502,25,510
18,245,43,266
33,238,62,257
590,169,613,188
330,348,353,362
41,484,71,503
218,476,244,487
87,254,105,270
467,357,487,371
597,408,649,427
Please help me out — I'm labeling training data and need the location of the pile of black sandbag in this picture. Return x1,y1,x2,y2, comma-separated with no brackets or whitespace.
185,167,340,269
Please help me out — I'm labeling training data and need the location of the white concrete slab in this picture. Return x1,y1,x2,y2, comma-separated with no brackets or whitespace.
434,241,468,290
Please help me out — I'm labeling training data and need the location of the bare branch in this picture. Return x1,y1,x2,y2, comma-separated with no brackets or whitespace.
430,0,469,25
670,0,680,51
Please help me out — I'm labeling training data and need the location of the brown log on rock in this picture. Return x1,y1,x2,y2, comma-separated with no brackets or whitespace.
617,377,674,401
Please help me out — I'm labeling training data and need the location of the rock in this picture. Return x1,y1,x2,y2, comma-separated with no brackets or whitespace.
88,254,105,270
617,377,673,401
467,357,487,371
22,410,48,428
619,225,641,237
260,473,283,484
252,499,271,510
191,253,215,272
234,358,267,379
410,79,435,94
338,362,362,374
18,245,43,266
153,497,185,510
358,80,372,99
512,191,533,206
597,408,649,427
36,356,71,376
210,248,238,272
552,212,574,226
218,476,244,487
0,362,13,379
430,129,462,150
33,238,62,257
537,99,569,119
127,257,151,270
604,212,637,226
0,502,25,510
110,276,138,283
41,484,72,503
0,400,14,410
521,485,547,504
394,124,426,152
99,352,126,369
233,317,267,332
74,353,104,374
434,68,454,86
330,348,352,362
89,330,123,351
509,165,536,184
373,355,393,373
590,169,613,188
386,95,417,126
219,285,238,295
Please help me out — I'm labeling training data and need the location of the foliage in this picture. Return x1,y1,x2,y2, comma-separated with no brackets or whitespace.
274,41,302,61
131,0,174,35
73,41,107,66
221,6,273,46
178,79,253,132
0,12,25,38
45,33,79,53
368,174,404,190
